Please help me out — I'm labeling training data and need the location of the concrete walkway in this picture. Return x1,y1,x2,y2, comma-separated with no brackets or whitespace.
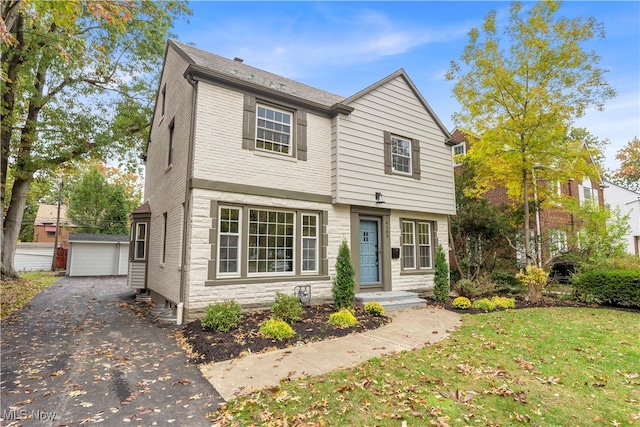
200,306,461,401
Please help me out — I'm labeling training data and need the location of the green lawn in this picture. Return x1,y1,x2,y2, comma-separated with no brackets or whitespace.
212,308,640,426
1,271,61,319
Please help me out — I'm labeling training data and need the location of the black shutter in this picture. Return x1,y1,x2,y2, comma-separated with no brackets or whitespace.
242,94,256,150
296,110,307,161
383,131,392,175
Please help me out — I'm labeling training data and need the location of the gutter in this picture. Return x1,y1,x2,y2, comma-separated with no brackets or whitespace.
178,72,198,325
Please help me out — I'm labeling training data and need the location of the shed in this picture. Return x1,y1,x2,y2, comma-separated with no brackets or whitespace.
67,234,130,276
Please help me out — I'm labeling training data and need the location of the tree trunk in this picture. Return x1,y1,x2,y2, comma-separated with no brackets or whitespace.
1,178,31,278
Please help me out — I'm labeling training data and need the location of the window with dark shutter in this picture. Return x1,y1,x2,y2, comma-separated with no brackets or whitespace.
384,131,420,179
241,94,307,161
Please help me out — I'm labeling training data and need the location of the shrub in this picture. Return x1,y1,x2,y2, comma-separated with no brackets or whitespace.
454,275,496,298
490,270,523,294
363,302,385,316
332,240,356,310
572,269,640,308
492,296,515,309
201,300,242,332
454,279,474,298
328,308,358,328
516,265,549,302
472,298,496,312
271,292,303,322
452,296,471,309
259,319,295,341
433,244,450,302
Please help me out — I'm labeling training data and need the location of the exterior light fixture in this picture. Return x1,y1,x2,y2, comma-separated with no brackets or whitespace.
375,192,385,204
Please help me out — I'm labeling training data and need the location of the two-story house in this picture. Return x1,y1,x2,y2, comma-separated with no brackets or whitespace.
129,40,457,321
450,128,605,266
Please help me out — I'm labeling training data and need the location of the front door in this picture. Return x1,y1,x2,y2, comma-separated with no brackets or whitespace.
359,218,380,285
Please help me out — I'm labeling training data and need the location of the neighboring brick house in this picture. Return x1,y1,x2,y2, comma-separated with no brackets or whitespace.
129,40,457,321
450,128,605,265
33,204,74,245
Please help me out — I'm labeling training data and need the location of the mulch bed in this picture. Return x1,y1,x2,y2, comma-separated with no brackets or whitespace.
180,295,639,365
181,304,390,364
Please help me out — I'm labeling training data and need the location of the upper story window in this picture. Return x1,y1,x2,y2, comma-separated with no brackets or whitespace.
391,136,412,174
383,131,421,179
167,119,175,167
452,142,466,165
242,95,308,160
583,177,593,201
256,105,292,155
161,84,166,116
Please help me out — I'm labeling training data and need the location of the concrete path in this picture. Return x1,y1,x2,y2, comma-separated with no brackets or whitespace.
0,277,223,426
200,306,461,401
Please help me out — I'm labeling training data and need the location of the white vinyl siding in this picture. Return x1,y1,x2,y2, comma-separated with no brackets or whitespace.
333,75,455,214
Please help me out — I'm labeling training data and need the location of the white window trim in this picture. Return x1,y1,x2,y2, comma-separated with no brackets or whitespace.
301,213,319,274
217,206,242,277
401,220,416,270
417,222,433,269
453,142,466,165
255,104,293,156
134,223,147,260
391,135,412,175
401,219,435,271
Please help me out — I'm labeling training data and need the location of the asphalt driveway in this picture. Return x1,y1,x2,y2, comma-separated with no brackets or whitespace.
1,276,223,426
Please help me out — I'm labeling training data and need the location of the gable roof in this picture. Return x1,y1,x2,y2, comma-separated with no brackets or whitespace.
170,40,347,110
343,69,454,144
34,204,72,226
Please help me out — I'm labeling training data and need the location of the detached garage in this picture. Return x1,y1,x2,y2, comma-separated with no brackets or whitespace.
67,234,129,276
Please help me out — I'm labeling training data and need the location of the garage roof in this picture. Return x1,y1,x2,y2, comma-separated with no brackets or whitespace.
69,234,129,242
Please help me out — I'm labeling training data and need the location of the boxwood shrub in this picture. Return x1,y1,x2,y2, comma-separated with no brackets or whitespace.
572,269,640,307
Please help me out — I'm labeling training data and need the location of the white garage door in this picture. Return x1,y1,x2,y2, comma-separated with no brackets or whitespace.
68,243,129,276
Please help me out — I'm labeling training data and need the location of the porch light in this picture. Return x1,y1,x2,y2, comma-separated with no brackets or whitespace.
375,192,385,204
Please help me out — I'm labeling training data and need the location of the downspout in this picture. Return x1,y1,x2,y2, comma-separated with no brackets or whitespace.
178,72,198,325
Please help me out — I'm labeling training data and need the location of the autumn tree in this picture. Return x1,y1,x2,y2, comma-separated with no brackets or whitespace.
446,0,616,280
1,1,190,277
613,137,640,192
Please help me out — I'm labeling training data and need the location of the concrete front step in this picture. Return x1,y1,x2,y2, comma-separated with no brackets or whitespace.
355,291,426,311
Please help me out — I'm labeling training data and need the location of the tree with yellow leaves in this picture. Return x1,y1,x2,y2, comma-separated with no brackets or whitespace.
446,1,616,275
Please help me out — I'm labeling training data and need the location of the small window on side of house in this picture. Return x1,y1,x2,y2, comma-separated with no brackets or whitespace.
168,119,175,167
161,84,166,117
135,223,147,260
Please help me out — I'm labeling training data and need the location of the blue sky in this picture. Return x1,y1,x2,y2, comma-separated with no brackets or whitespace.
172,1,639,172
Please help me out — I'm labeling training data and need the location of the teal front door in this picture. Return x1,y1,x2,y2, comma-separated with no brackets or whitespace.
359,219,380,285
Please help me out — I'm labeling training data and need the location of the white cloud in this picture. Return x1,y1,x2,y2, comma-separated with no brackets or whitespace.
184,6,468,80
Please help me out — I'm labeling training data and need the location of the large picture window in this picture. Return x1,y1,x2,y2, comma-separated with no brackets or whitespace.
248,209,295,274
256,105,292,155
211,205,324,281
401,219,434,271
